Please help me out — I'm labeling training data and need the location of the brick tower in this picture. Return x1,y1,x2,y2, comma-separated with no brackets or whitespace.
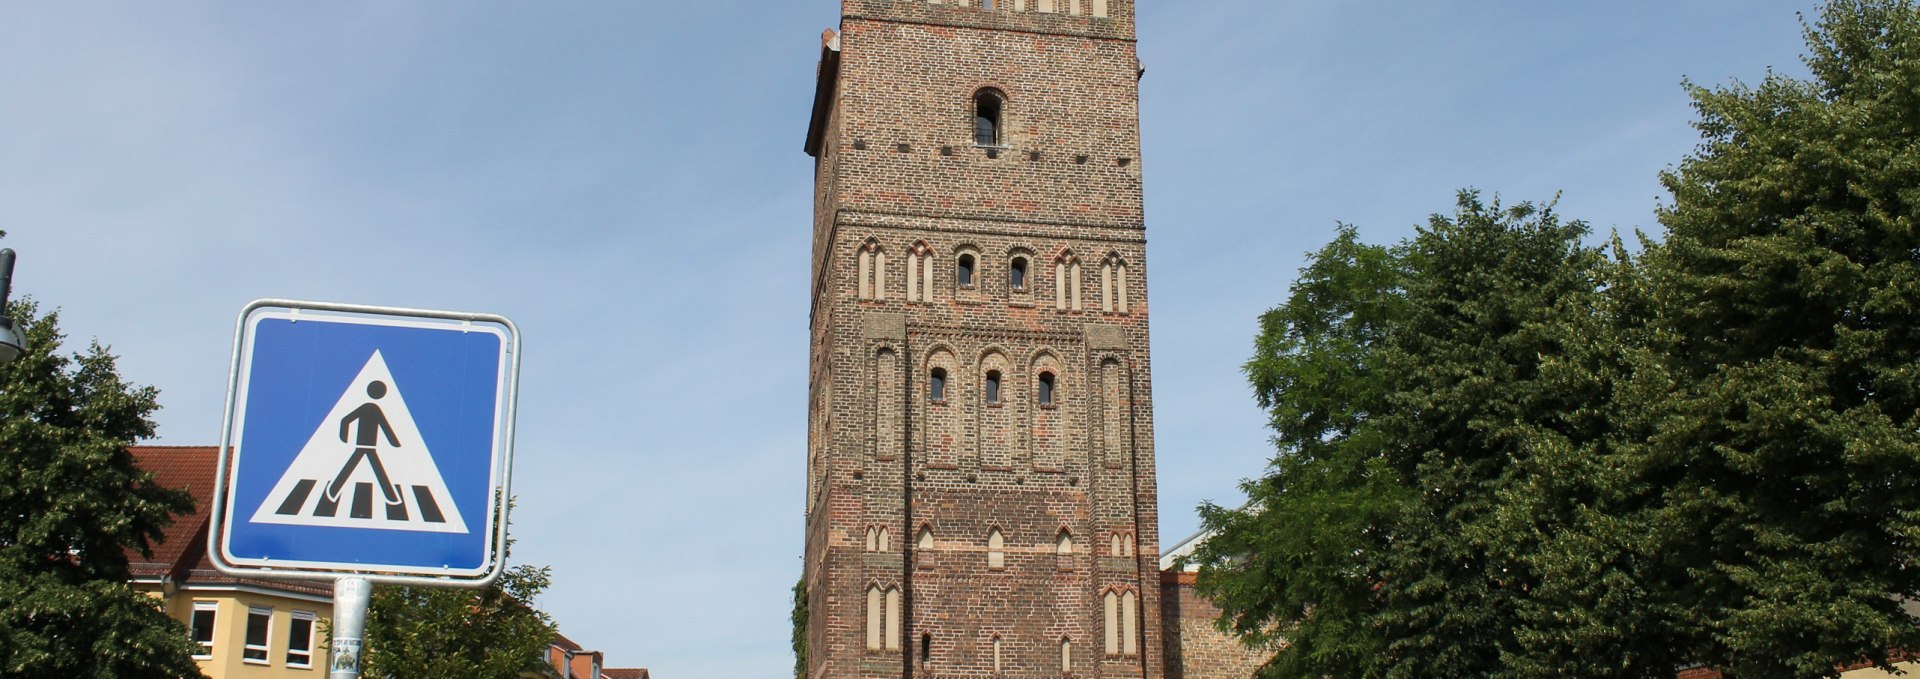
802,1,1158,677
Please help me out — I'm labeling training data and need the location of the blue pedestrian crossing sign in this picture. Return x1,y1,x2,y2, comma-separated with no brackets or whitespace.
212,301,520,583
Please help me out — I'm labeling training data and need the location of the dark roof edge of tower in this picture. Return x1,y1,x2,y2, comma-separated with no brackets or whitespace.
803,29,842,158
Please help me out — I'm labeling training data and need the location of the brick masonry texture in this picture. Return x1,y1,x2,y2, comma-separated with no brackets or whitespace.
802,1,1162,677
1159,573,1269,679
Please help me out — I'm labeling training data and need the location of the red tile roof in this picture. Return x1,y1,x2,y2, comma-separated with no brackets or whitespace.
602,669,650,679
125,446,328,598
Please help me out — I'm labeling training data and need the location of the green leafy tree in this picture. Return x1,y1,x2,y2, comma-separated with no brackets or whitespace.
1641,0,1920,674
361,551,558,678
792,576,808,679
1200,2,1920,676
0,298,204,678
1196,194,1619,678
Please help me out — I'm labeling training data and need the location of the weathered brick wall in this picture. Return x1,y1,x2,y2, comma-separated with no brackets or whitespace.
803,1,1160,677
1159,573,1268,679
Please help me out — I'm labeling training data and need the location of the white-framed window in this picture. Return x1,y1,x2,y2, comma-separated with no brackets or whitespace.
287,610,316,668
190,601,218,659
243,606,273,664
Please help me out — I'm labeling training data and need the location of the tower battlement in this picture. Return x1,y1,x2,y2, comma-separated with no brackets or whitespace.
843,0,1135,40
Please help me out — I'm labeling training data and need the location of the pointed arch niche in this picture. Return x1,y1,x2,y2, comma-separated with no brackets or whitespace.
977,349,1013,470
873,347,902,461
923,348,961,469
1054,251,1083,311
1029,350,1066,470
858,240,889,301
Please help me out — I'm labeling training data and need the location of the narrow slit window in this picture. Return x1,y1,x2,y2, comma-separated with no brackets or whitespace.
958,254,976,287
974,91,1003,146
930,368,948,402
920,633,932,663
1038,372,1055,406
985,371,1002,404
1010,257,1028,291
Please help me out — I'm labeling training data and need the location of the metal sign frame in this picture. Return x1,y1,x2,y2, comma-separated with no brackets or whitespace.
208,299,521,588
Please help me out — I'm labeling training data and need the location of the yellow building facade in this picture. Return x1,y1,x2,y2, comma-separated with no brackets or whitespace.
129,447,335,679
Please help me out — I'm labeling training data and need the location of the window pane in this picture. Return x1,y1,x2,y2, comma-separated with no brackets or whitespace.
191,610,216,644
244,608,270,662
287,615,313,666
986,372,1001,404
930,369,946,401
958,255,975,286
1011,259,1027,289
1039,373,1054,405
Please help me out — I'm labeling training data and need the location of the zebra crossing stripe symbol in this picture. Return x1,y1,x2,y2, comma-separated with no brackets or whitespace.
249,350,469,534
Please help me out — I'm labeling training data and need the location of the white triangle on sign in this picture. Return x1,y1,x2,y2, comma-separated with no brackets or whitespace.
250,350,469,534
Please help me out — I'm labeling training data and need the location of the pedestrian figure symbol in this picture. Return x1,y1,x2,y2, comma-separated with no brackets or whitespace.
250,350,469,534
329,381,401,509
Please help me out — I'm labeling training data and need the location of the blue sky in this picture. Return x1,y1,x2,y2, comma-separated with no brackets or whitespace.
0,2,1813,676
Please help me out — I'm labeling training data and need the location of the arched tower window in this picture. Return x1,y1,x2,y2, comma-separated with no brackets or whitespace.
1038,371,1056,406
930,368,948,402
974,90,1004,146
1010,256,1029,291
985,370,1002,405
958,253,976,287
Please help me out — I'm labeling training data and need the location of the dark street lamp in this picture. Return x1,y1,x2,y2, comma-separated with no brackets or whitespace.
0,249,22,363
